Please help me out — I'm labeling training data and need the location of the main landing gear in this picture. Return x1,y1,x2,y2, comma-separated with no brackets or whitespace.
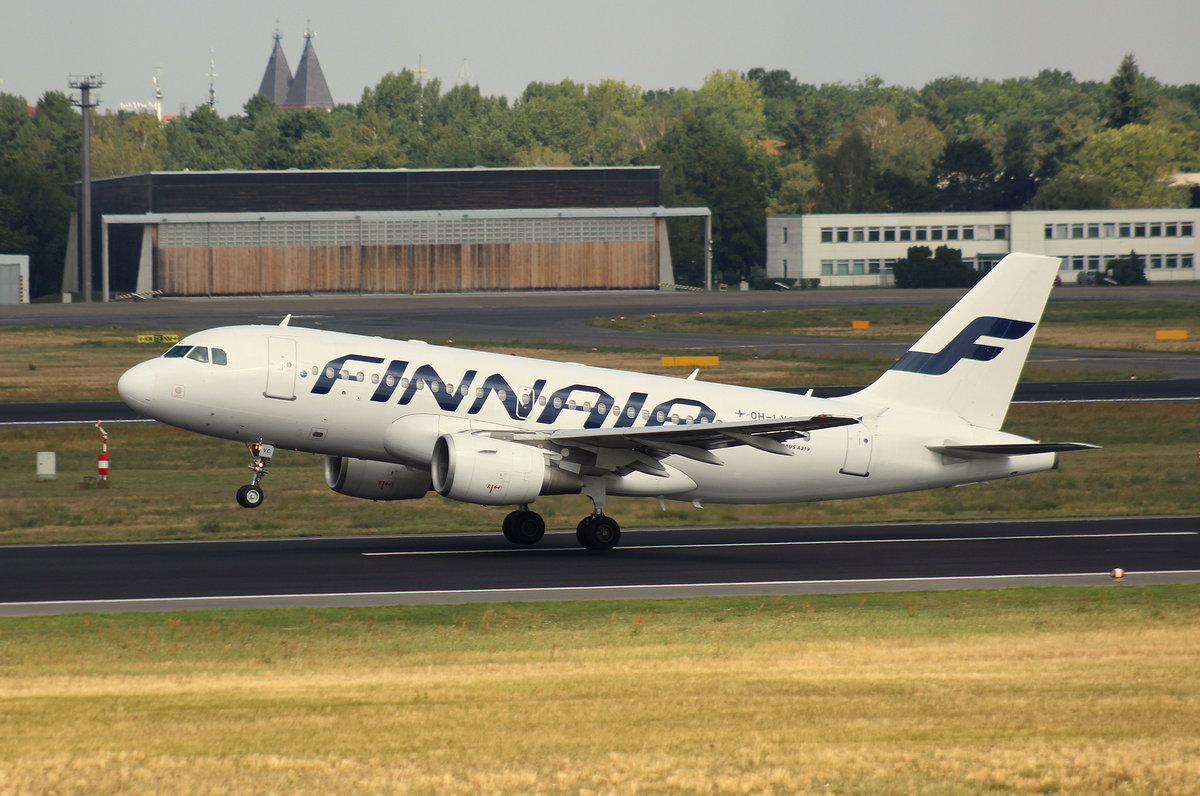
236,441,274,508
501,481,622,551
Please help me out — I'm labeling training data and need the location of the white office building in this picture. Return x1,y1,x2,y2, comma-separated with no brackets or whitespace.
767,209,1199,287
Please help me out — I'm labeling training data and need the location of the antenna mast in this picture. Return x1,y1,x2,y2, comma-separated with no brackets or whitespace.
69,73,104,303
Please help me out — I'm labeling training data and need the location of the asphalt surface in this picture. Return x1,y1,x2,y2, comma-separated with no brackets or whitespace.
1,516,1196,616
5,283,1200,378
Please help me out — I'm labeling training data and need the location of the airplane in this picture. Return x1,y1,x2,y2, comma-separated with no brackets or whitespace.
117,252,1096,550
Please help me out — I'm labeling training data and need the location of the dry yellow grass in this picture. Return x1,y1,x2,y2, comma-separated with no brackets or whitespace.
1,599,1197,795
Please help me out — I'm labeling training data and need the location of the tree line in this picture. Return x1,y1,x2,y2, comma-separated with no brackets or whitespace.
2,54,1198,297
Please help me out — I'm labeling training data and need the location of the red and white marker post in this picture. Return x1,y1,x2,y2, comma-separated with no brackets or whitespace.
96,421,109,482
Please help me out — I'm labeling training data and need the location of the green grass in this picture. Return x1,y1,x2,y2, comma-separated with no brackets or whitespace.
590,299,1200,336
1,588,1197,795
1,402,1195,545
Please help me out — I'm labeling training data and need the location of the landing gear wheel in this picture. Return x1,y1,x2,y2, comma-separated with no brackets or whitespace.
576,515,620,550
502,510,546,545
236,484,264,508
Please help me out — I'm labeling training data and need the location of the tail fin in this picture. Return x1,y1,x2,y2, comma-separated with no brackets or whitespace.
851,252,1060,430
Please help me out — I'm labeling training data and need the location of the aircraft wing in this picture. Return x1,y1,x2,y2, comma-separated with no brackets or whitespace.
487,415,859,473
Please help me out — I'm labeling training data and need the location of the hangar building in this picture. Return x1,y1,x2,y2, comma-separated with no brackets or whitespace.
74,167,708,298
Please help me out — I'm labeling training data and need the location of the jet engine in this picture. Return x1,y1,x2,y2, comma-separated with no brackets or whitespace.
324,456,431,500
431,433,581,505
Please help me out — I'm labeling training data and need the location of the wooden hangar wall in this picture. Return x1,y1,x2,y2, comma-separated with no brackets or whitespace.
152,216,660,295
87,168,668,295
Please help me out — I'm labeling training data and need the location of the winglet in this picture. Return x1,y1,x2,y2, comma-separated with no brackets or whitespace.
279,314,292,327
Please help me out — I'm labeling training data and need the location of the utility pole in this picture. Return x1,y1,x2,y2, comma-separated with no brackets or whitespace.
69,74,103,303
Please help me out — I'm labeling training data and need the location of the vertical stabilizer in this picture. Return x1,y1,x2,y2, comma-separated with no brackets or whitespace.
851,253,1060,430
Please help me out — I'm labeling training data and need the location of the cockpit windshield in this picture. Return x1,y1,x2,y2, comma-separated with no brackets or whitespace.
162,345,228,365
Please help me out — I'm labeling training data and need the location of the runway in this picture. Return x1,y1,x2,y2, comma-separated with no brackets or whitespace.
5,284,1200,378
2,516,1196,616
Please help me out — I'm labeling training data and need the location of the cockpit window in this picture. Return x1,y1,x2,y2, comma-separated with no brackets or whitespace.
186,346,210,363
212,348,228,366
163,345,191,358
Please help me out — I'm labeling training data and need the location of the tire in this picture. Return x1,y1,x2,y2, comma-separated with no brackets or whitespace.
576,515,620,550
503,510,545,545
236,484,264,508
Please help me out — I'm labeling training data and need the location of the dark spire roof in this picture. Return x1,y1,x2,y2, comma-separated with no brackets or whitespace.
257,30,293,106
283,30,334,109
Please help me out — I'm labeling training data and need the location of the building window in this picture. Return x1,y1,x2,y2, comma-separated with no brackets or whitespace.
946,227,959,240
1134,224,1147,238
1103,223,1117,238
852,260,865,274
930,227,943,241
782,227,788,243
868,228,880,242
1183,254,1194,268
782,259,788,278
883,228,896,241
1071,224,1084,239
820,261,833,276
961,227,974,241
1182,223,1194,237
914,228,927,241
1164,223,1177,237
852,228,865,242
1149,223,1162,237
837,228,850,242
1118,223,1132,237
994,225,1008,240
820,228,833,243
1087,224,1100,238
899,228,912,241
836,261,850,275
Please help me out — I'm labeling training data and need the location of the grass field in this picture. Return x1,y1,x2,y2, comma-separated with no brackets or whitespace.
1,402,1196,545
592,299,1200,354
1,588,1197,795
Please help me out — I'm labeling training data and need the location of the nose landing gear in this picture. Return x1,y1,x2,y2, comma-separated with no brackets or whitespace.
236,441,274,508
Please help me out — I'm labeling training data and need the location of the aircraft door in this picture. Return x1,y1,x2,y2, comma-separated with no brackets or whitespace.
265,336,297,400
839,423,873,477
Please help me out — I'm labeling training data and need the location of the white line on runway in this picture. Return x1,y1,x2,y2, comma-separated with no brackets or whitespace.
5,570,1200,612
361,531,1197,556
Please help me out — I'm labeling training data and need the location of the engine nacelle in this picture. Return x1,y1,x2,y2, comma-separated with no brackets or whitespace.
324,456,431,501
431,433,581,506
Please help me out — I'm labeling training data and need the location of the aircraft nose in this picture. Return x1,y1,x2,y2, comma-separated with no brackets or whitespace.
118,361,157,412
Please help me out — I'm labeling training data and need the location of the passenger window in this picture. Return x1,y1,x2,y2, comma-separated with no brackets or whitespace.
186,346,209,363
211,348,227,366
163,345,191,358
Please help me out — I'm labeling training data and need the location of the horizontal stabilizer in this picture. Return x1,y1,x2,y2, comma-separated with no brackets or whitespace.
928,442,1100,459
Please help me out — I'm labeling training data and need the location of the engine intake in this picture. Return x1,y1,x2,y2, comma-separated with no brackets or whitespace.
431,433,580,505
324,456,431,500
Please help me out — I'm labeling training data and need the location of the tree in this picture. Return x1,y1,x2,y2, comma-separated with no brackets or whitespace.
1105,251,1148,285
1059,124,1191,207
693,69,766,143
644,114,766,285
1029,174,1113,209
933,139,1000,211
892,245,977,289
814,131,884,212
766,161,819,214
1107,54,1151,128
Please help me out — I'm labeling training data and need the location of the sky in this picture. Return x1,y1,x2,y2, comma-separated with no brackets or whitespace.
3,0,1198,116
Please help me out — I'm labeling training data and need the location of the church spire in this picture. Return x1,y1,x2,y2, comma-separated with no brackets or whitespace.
257,23,293,106
283,23,334,110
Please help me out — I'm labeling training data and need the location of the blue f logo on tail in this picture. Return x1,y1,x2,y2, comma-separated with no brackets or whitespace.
892,316,1035,376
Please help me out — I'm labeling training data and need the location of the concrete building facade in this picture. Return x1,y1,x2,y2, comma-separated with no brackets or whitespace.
767,208,1199,287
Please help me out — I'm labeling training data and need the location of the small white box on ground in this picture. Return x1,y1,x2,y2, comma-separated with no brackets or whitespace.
37,451,57,481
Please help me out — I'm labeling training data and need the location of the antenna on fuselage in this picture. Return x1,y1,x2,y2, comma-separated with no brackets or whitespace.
278,314,292,327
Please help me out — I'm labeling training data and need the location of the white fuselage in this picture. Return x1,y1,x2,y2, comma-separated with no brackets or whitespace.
119,324,1055,505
